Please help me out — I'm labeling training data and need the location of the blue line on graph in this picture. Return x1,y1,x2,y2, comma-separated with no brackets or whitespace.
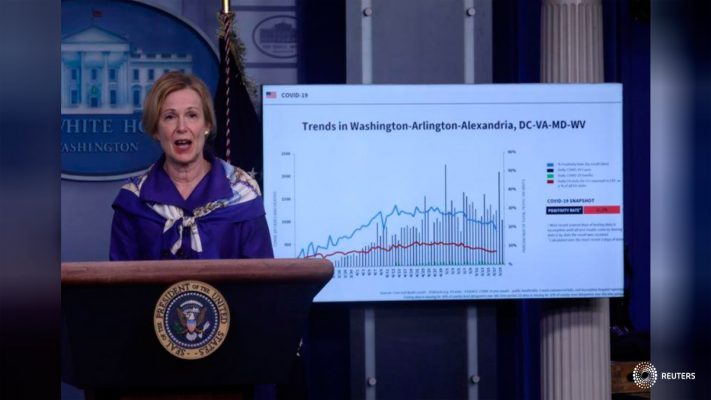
297,203,498,258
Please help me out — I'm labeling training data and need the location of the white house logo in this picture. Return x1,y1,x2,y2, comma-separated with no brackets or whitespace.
154,280,230,360
61,0,218,180
253,16,297,59
632,362,658,389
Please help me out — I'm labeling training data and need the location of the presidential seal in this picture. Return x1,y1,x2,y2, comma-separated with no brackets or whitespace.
154,280,230,360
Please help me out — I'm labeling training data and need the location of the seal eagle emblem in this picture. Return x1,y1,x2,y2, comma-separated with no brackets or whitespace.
176,300,209,341
154,280,230,360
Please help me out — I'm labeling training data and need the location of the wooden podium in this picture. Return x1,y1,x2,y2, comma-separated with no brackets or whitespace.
61,259,333,400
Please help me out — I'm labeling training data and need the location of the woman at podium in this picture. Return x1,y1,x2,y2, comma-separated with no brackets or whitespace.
109,72,274,261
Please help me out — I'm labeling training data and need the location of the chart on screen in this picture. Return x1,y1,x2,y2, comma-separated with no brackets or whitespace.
263,84,624,302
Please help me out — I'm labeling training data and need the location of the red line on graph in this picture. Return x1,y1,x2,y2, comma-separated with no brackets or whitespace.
304,241,497,259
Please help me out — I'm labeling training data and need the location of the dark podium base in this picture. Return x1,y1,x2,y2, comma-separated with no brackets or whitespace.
62,260,331,400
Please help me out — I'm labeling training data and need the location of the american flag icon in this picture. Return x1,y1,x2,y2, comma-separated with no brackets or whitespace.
265,91,277,99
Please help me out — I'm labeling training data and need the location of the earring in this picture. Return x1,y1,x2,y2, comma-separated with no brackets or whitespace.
204,130,210,136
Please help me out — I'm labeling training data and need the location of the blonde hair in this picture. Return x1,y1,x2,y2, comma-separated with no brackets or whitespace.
141,71,216,138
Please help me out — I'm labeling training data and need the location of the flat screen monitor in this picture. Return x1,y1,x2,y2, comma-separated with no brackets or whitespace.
262,84,623,302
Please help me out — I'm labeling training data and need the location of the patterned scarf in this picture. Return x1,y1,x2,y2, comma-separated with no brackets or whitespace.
121,160,261,255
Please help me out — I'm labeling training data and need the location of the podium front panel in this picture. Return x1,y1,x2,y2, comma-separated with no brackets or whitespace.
62,279,321,389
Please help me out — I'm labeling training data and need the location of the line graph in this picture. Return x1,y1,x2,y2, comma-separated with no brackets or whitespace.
298,202,498,258
299,166,505,267
306,240,497,260
262,83,624,302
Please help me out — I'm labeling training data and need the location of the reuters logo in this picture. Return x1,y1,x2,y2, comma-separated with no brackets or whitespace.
633,362,658,389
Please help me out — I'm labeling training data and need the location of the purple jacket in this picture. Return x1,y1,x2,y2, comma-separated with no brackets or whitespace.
110,154,274,261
